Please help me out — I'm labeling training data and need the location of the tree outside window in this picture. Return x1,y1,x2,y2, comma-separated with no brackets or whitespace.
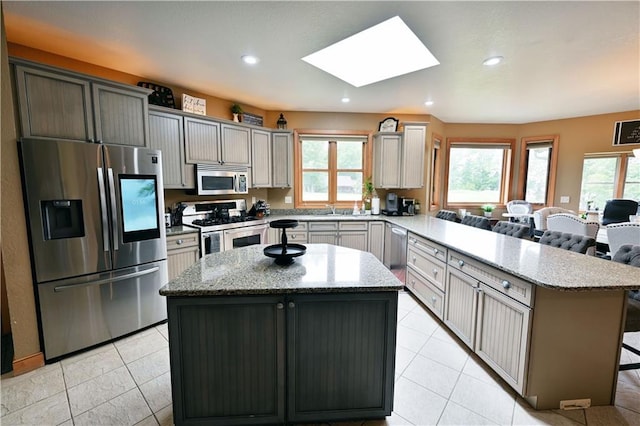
579,157,618,210
445,138,514,206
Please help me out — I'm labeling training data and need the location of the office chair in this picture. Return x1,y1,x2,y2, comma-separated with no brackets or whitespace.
601,199,639,226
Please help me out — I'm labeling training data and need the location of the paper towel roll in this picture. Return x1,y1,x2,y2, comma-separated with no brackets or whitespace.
372,197,380,215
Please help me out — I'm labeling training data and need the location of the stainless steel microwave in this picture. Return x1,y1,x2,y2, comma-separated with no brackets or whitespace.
196,165,249,195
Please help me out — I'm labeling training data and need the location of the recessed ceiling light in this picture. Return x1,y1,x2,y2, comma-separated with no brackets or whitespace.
242,55,259,65
425,100,434,106
341,97,350,103
302,16,439,87
482,56,503,66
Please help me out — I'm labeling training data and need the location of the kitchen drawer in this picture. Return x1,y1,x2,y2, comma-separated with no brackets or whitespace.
407,268,444,320
408,232,447,262
308,221,339,232
407,246,446,291
448,251,534,307
338,221,368,231
291,221,308,231
167,233,199,251
286,231,308,244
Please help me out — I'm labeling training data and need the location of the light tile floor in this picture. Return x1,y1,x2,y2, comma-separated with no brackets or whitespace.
2,290,639,426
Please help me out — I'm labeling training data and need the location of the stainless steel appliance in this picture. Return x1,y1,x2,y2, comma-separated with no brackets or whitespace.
19,138,168,360
381,193,402,216
384,223,407,284
181,200,268,254
402,198,416,216
196,164,249,196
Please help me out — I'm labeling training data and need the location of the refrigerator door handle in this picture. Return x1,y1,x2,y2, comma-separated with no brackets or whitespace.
107,168,119,250
97,168,110,252
53,266,160,292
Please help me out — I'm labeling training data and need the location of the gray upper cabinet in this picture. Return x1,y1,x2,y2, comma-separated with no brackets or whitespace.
12,60,150,146
220,123,251,166
401,122,427,189
373,122,427,189
149,109,194,189
373,133,402,188
91,83,149,147
272,131,293,188
251,129,272,188
184,116,221,164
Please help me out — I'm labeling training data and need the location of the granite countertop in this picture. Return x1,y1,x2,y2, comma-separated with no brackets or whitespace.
166,225,199,236
160,243,403,296
383,215,640,292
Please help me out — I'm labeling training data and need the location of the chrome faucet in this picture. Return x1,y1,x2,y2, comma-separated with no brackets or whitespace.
326,204,336,215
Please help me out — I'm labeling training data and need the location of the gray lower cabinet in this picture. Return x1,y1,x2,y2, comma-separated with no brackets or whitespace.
149,109,194,189
12,59,150,146
307,221,368,251
166,233,200,280
167,292,397,425
368,221,385,262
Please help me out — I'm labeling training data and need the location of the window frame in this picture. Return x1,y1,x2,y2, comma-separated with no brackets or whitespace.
516,135,559,207
429,133,443,211
444,137,516,209
294,129,372,209
579,151,638,211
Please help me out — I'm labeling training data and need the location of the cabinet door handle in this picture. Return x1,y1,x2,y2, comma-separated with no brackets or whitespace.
432,268,438,276
288,302,295,309
434,248,439,255
431,296,437,304
412,256,417,263
411,280,415,286
176,239,184,245
276,303,284,310
458,260,465,267
502,280,511,289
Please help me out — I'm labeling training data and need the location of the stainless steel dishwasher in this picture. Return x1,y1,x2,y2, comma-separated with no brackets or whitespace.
384,223,407,284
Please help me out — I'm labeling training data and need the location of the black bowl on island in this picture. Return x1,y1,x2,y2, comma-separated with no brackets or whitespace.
264,219,306,265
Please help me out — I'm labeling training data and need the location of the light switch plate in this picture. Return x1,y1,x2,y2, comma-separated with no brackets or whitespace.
560,196,570,203
285,196,292,204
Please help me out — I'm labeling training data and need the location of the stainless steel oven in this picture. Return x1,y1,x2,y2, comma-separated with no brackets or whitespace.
223,224,268,251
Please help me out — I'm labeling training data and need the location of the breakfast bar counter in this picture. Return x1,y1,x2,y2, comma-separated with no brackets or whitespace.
160,244,402,426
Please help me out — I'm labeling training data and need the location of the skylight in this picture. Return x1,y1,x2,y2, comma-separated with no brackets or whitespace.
302,16,439,87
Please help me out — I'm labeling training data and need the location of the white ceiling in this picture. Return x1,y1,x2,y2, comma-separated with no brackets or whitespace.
3,1,639,124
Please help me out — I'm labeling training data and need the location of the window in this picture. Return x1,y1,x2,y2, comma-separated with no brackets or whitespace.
445,138,515,206
517,135,559,206
578,153,638,210
294,131,371,207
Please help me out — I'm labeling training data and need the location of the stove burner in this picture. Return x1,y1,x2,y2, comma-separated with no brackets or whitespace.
191,215,257,228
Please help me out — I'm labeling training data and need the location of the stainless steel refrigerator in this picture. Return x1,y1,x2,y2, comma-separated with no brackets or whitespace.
19,138,168,360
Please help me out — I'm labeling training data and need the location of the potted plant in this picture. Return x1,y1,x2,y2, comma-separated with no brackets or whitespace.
481,204,495,217
230,103,243,122
362,177,375,212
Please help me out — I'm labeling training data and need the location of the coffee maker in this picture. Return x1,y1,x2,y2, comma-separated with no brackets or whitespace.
381,193,401,216
402,198,416,216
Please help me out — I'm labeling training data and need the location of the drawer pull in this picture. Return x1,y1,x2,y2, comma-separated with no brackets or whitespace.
412,256,417,263
276,303,284,310
434,248,439,255
176,239,184,245
502,280,511,289
431,296,437,304
411,280,416,286
288,302,295,309
432,268,438,276
458,259,465,267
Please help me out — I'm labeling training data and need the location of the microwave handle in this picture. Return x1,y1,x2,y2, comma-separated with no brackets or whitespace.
234,174,239,193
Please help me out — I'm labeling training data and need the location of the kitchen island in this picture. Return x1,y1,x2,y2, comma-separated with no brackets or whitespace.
160,244,403,426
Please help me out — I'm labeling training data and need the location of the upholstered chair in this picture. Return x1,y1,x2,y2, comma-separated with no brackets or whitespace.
460,214,492,230
607,223,640,263
492,221,530,239
601,199,639,226
612,244,640,371
435,209,461,223
506,200,533,224
546,213,599,255
538,230,596,254
532,207,576,238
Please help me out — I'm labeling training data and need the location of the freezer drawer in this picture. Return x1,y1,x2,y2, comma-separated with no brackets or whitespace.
37,260,168,360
